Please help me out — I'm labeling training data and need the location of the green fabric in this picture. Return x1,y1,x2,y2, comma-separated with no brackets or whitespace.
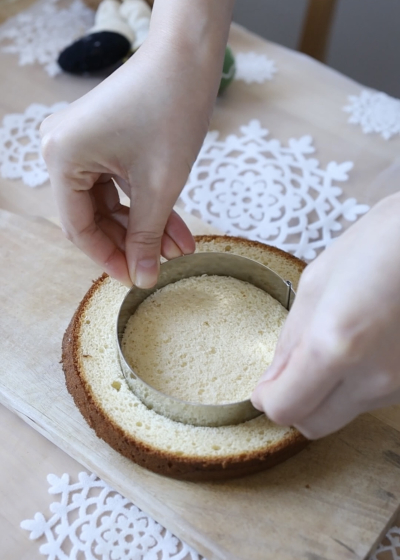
219,45,236,94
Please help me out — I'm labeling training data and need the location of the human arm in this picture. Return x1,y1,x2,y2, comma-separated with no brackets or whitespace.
40,0,234,287
251,192,400,439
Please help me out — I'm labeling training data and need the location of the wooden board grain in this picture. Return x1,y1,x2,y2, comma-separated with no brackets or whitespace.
1,209,400,560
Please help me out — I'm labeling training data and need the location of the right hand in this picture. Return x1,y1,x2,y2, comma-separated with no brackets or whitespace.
41,0,233,287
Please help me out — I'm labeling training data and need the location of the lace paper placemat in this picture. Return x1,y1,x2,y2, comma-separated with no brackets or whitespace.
180,119,368,261
343,90,400,140
20,471,400,560
21,472,203,560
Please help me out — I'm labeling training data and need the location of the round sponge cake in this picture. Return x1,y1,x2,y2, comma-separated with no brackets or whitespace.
62,235,308,480
122,275,288,405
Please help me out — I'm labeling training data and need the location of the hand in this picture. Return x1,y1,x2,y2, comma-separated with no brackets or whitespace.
40,0,233,288
251,193,400,439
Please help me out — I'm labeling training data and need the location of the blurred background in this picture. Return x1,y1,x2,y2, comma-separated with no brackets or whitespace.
234,0,400,97
0,0,399,97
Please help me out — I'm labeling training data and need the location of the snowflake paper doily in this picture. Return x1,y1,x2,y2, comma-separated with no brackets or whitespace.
180,120,369,261
370,525,400,560
21,472,203,560
0,0,93,76
343,90,400,140
234,52,277,84
19,470,400,560
0,102,68,187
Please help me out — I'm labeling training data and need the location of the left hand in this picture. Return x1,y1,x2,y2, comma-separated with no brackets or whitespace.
251,193,400,439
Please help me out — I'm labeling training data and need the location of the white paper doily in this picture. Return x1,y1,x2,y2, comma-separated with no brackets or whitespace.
0,102,68,187
0,0,94,76
343,90,400,140
21,472,204,560
0,0,276,87
19,470,400,560
371,526,400,560
180,119,369,261
234,52,276,84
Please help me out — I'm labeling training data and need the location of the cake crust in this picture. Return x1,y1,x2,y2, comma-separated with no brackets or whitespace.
62,235,308,481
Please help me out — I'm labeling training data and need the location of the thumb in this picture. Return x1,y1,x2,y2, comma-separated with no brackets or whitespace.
251,277,315,409
126,189,175,288
126,186,196,288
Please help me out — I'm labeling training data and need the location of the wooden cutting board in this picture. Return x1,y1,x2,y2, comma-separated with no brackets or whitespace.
1,208,400,560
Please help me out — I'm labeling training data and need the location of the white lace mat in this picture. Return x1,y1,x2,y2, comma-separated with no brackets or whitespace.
0,105,370,261
21,472,203,560
0,0,277,86
0,0,94,76
343,90,400,140
0,102,68,187
19,471,400,560
234,52,276,84
180,119,369,261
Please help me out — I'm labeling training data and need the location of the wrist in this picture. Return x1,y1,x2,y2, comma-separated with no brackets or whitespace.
148,0,234,84
149,0,234,43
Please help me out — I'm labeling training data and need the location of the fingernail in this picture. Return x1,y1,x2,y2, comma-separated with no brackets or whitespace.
134,259,158,289
122,278,133,288
165,241,182,260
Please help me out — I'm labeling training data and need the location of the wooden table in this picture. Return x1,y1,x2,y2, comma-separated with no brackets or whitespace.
1,1,400,559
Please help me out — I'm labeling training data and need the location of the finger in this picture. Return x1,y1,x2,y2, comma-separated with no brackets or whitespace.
293,382,358,440
126,188,177,288
96,184,192,260
161,232,183,260
52,173,132,286
164,210,195,256
251,331,344,427
254,263,325,386
295,376,400,440
93,208,129,253
91,180,129,250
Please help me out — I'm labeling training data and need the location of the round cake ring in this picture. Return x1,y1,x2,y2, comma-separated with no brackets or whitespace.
116,252,296,427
